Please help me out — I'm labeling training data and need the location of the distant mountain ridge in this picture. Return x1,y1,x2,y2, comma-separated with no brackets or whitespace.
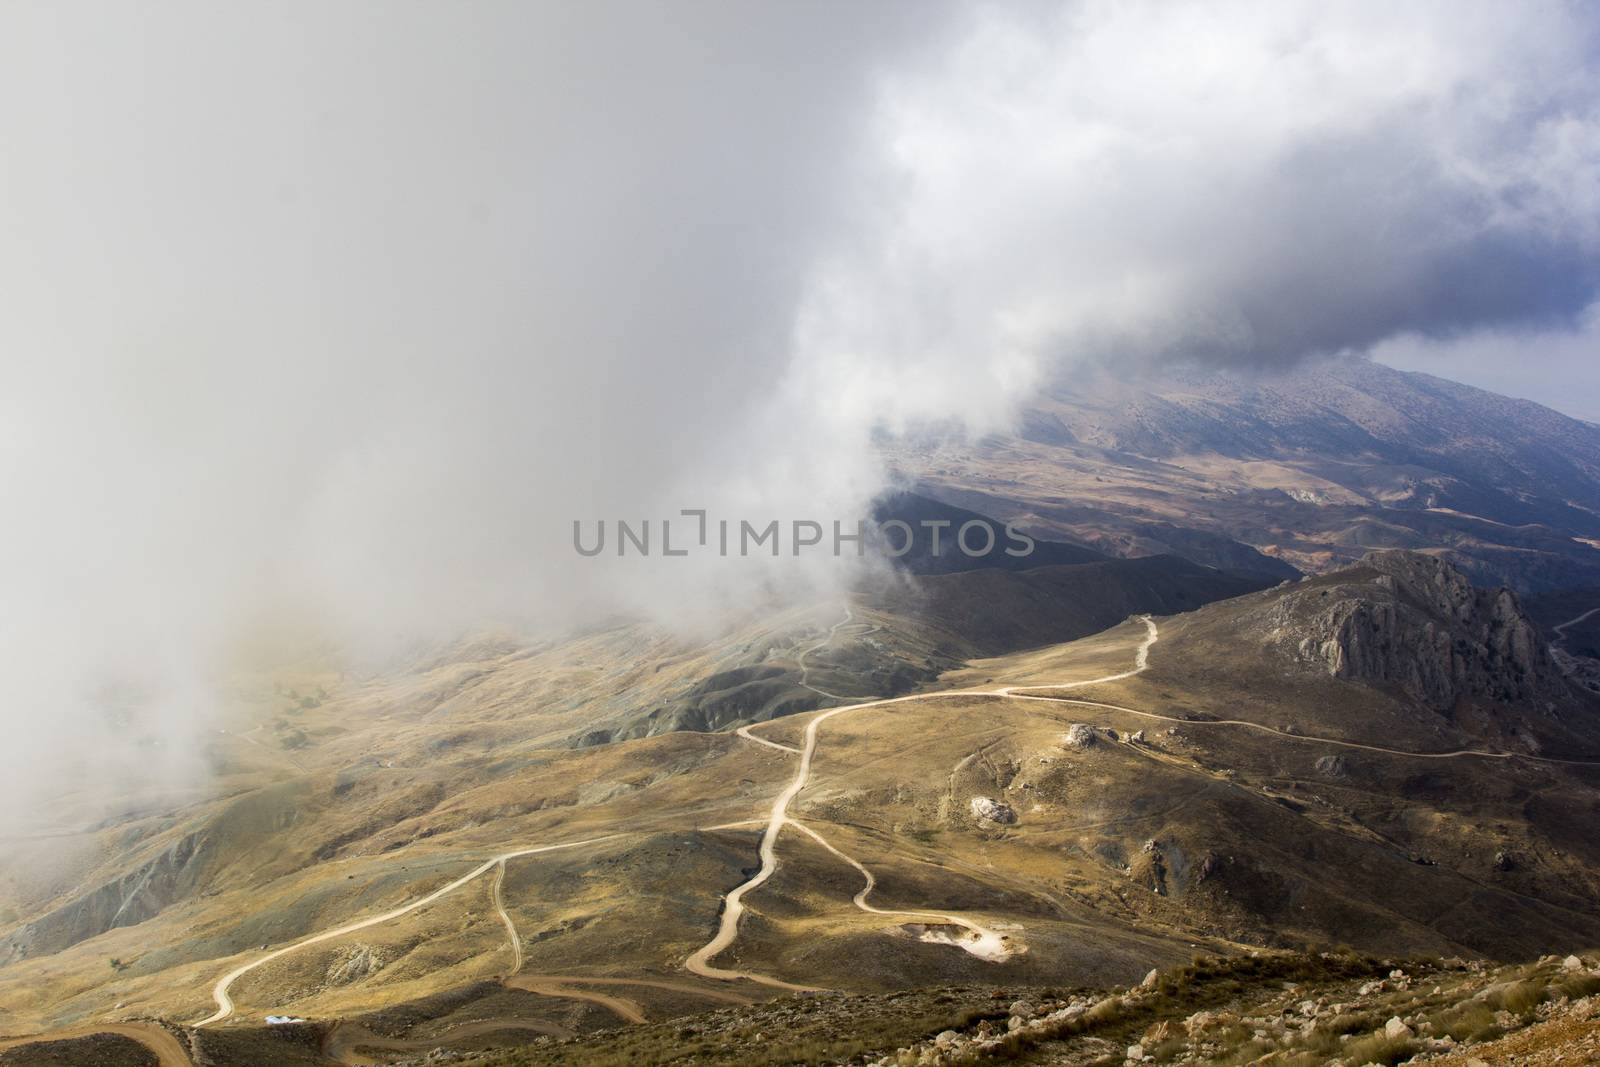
1034,358,1600,528
889,356,1600,593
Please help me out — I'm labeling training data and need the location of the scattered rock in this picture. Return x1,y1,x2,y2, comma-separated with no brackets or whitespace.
1563,954,1585,971
1063,723,1098,749
1384,1016,1413,1040
969,797,1017,824
327,943,383,985
1314,753,1349,778
1141,967,1160,988
1142,1020,1174,1043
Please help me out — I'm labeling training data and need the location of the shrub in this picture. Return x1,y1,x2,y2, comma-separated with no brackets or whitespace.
1425,1000,1500,1043
1485,978,1546,1018
1340,1031,1417,1066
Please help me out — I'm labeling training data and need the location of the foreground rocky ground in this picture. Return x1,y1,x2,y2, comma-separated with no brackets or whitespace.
4,952,1595,1066
406,950,1599,1067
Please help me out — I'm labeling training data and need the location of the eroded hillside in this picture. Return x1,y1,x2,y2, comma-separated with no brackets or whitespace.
1,553,1598,1066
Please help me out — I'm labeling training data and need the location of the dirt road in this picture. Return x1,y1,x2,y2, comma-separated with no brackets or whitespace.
490,858,522,974
689,615,1160,986
323,1018,570,1066
699,611,1600,988
198,834,617,1026
0,1023,192,1067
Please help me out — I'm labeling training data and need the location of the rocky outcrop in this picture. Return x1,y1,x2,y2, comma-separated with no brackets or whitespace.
0,829,210,965
1062,723,1099,749
1268,551,1571,712
327,943,384,985
968,797,1016,825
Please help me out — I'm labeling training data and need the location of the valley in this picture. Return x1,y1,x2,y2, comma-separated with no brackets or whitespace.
3,547,1599,1065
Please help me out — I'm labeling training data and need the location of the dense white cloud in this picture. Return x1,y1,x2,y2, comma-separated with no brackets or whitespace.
2,0,1599,828
784,0,1600,433
0,1,943,826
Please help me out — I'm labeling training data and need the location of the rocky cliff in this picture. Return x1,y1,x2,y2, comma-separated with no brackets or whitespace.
1268,551,1573,714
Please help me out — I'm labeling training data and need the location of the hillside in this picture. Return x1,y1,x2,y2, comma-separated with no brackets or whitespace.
2,553,1598,1064
458,950,1600,1067
888,357,1600,593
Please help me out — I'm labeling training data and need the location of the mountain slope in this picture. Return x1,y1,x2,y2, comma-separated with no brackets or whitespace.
888,356,1600,593
3,553,1599,1064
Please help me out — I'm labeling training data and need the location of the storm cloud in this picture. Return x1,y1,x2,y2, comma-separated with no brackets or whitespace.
2,1,1599,827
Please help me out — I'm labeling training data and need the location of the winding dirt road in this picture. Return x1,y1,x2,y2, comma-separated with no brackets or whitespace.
502,976,647,1024
159,604,1600,1035
485,852,749,1026
786,819,1011,960
1553,605,1600,642
323,1018,571,1066
490,858,522,974
1004,691,1600,767
686,615,1164,986
198,834,618,1026
795,606,864,700
0,1023,192,1067
732,612,865,754
697,609,1600,988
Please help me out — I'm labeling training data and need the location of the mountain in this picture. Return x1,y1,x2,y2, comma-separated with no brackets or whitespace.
4,550,1600,1064
868,491,1109,574
6,364,1600,1065
887,356,1600,593
862,553,1274,658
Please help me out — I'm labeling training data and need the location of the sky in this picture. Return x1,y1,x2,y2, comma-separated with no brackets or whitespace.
2,0,1599,827
1371,307,1600,424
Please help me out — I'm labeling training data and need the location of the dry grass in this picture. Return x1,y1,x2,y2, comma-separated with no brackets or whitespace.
1339,1030,1418,1066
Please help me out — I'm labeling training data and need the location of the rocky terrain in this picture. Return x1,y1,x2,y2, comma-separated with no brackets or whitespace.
1275,552,1558,711
1,544,1598,1064
889,357,1600,594
7,951,1598,1066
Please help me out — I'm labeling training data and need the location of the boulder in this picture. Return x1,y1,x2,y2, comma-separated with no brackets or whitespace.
1063,723,1098,749
1143,1021,1174,1043
1315,753,1349,778
969,797,1017,824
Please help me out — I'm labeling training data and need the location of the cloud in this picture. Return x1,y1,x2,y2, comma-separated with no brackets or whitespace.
783,0,1600,428
0,1,947,828
2,1,1600,829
